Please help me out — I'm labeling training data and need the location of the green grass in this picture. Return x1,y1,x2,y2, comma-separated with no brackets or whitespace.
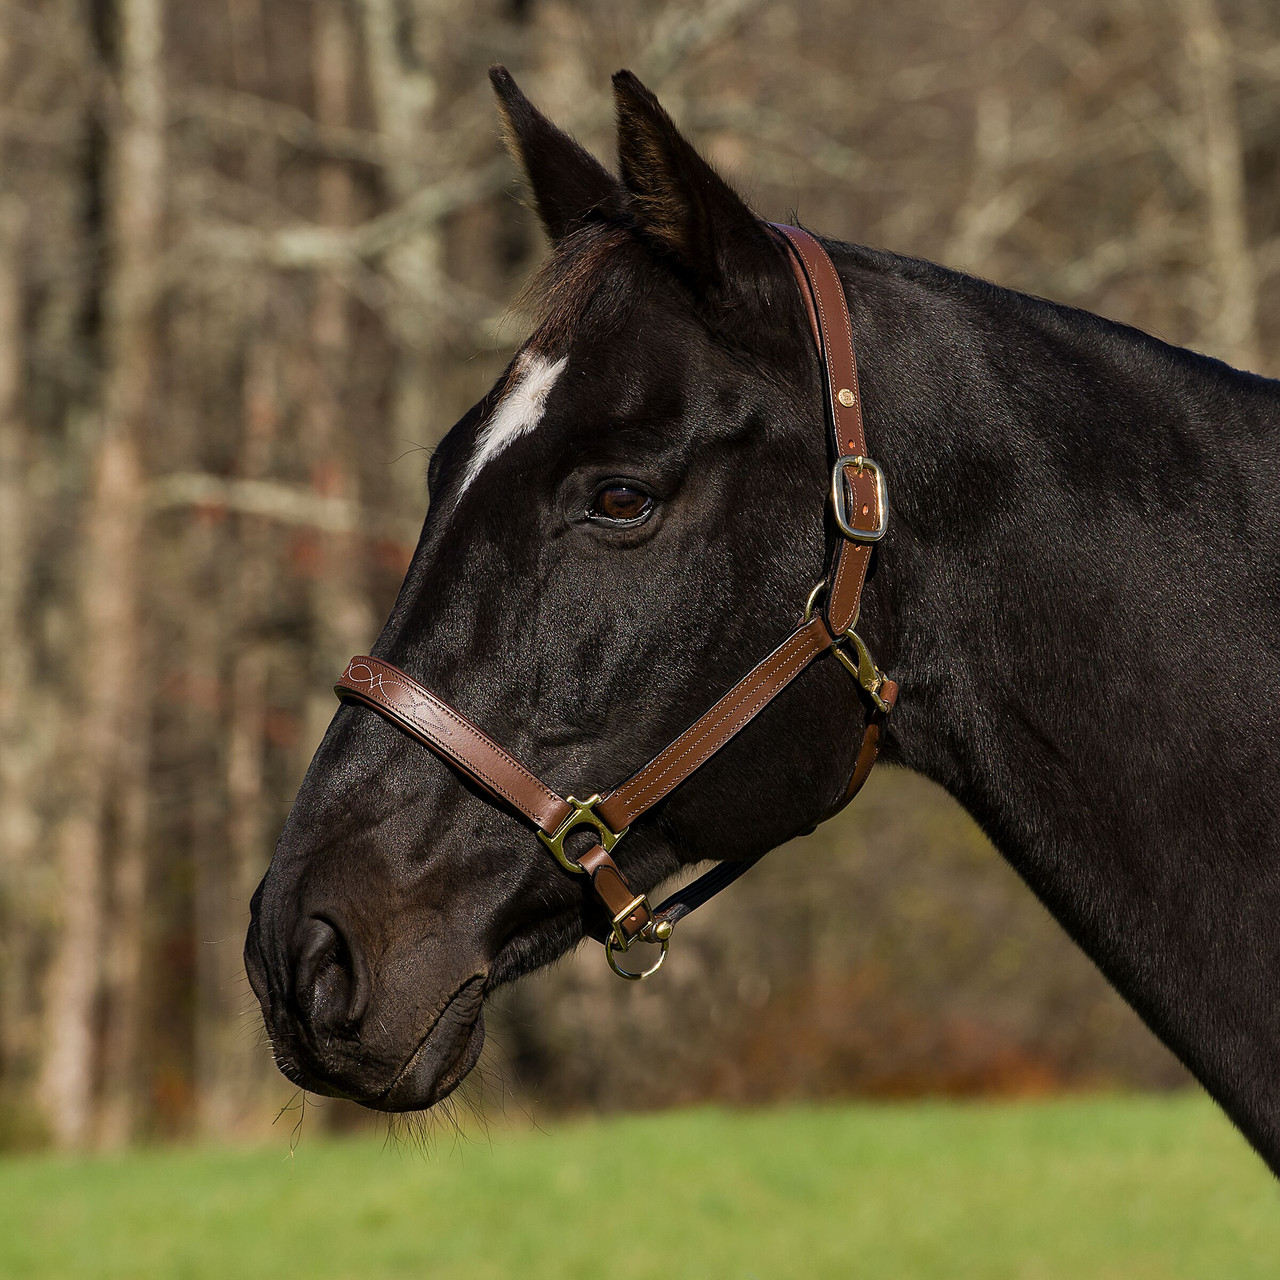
1,1093,1277,1279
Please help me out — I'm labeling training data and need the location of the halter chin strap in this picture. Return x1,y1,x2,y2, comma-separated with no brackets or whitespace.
334,223,898,979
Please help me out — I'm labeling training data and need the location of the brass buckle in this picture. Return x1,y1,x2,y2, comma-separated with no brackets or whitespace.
609,894,651,948
538,794,628,875
831,455,888,543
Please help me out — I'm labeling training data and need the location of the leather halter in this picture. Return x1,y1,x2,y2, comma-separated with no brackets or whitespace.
335,224,898,979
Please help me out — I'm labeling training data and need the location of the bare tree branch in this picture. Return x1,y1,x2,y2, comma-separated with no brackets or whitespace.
184,158,508,270
148,471,420,545
172,84,388,164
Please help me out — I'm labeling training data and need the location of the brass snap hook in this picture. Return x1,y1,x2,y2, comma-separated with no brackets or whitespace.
833,631,891,714
804,580,888,713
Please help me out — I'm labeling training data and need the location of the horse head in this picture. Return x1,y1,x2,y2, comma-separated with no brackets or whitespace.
244,69,887,1110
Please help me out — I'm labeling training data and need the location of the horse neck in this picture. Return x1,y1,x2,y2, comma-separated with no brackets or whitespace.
841,245,1280,1169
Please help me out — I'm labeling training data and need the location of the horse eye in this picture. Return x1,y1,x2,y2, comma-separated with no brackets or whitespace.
588,485,653,524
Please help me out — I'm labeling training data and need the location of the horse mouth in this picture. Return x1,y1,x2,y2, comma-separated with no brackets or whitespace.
368,975,488,1112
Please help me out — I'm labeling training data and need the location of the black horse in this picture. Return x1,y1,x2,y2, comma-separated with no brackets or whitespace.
246,69,1280,1172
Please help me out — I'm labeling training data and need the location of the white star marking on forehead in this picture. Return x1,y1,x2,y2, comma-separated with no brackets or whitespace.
456,351,568,497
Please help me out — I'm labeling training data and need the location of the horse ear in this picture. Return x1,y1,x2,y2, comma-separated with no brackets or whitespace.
612,69,776,292
489,66,625,246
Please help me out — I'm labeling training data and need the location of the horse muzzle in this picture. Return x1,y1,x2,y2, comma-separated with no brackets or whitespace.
245,883,489,1111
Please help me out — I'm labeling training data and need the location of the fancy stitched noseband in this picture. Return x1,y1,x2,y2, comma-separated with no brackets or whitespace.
334,224,899,979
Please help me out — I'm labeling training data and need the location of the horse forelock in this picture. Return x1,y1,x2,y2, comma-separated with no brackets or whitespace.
515,222,651,355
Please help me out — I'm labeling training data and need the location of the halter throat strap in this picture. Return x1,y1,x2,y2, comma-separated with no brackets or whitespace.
335,223,897,978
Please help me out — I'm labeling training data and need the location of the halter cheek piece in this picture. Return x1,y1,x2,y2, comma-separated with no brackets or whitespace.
335,224,899,980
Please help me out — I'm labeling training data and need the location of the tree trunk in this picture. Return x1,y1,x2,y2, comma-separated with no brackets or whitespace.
39,429,142,1146
307,0,373,713
359,0,447,509
40,0,165,1149
1181,0,1259,371
0,191,42,1117
195,303,279,1135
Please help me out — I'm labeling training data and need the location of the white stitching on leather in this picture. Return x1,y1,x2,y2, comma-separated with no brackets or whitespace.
607,620,830,819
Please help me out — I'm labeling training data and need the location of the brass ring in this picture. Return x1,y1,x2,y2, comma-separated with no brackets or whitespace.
802,578,859,632
605,934,669,980
802,579,826,623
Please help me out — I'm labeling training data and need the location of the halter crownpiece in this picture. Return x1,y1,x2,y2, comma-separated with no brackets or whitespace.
334,224,898,979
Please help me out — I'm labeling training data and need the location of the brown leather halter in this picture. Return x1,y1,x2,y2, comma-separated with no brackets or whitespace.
334,224,898,979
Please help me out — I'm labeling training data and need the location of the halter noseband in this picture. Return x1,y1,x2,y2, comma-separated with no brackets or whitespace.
334,224,898,979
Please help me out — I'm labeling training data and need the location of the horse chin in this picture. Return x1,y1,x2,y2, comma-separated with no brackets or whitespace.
368,981,487,1112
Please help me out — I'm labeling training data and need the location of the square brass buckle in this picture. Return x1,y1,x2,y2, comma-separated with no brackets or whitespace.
609,894,652,949
538,794,628,875
832,455,888,543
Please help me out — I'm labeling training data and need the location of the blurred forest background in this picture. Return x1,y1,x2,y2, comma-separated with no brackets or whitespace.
2,0,1278,1151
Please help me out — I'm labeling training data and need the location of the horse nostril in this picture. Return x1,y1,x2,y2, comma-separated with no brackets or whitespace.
293,916,369,1034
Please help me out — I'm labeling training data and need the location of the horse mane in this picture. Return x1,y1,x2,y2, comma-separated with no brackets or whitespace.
515,216,1280,429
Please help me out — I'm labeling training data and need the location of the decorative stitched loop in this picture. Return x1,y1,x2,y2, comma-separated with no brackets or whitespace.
336,656,572,834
